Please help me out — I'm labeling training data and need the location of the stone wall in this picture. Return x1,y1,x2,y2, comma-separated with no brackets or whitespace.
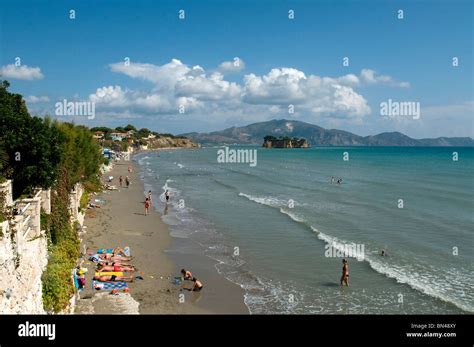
0,181,48,314
69,183,85,227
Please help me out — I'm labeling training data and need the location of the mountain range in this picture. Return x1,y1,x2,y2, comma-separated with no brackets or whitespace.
181,119,474,147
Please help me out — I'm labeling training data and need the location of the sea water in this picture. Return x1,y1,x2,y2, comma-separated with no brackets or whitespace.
136,147,473,314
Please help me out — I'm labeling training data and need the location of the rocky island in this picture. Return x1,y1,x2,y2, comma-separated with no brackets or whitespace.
262,135,310,148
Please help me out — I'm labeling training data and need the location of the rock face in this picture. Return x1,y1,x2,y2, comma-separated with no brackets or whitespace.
147,136,199,149
262,136,310,148
0,221,48,314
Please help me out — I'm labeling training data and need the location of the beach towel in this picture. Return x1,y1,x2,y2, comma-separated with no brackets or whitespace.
97,248,114,254
73,271,85,291
93,280,128,291
94,272,124,277
97,246,130,256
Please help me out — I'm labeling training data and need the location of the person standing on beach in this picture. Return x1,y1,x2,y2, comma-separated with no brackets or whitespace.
125,176,130,188
340,259,349,286
144,198,150,216
148,190,153,206
165,190,170,203
128,165,132,173
119,175,123,187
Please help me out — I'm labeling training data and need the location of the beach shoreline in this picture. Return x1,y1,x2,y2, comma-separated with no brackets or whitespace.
76,156,248,314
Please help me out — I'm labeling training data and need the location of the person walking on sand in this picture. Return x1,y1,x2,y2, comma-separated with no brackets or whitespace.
119,175,123,187
125,176,130,188
165,190,170,203
340,259,349,286
144,198,150,216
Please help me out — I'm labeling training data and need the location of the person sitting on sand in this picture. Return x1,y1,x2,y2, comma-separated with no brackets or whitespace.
340,259,349,286
191,277,203,292
94,274,134,282
181,269,193,280
97,263,136,273
144,198,150,216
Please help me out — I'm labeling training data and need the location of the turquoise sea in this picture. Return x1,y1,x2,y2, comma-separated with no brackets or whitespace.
136,146,473,314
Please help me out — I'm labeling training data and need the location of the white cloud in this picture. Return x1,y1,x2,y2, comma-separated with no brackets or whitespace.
243,68,370,118
175,72,242,101
109,59,192,88
25,95,50,103
89,85,183,114
0,64,44,80
217,58,245,74
88,59,419,126
360,69,409,88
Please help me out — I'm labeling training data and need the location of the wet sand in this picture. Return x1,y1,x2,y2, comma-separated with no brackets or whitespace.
76,159,248,314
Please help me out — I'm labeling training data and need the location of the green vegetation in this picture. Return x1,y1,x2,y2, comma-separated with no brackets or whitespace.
1,80,103,312
0,81,63,198
79,191,90,212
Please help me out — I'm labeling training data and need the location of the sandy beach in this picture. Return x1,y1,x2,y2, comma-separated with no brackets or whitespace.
75,158,248,314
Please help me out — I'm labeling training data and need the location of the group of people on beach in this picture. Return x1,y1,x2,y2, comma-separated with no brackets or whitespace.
92,247,137,283
180,269,204,291
144,189,170,216
119,175,130,188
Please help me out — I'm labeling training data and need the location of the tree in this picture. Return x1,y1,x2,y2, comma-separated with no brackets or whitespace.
0,81,63,198
138,128,151,138
124,124,136,132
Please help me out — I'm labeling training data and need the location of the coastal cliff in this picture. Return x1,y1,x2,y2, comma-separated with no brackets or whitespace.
147,136,199,149
262,136,310,148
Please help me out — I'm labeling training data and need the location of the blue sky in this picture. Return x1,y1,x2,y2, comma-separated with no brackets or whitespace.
0,0,472,138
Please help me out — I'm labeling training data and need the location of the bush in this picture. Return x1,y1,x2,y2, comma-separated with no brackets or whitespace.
79,191,90,212
42,235,79,312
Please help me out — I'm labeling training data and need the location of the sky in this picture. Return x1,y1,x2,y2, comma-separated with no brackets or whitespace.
0,0,472,138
